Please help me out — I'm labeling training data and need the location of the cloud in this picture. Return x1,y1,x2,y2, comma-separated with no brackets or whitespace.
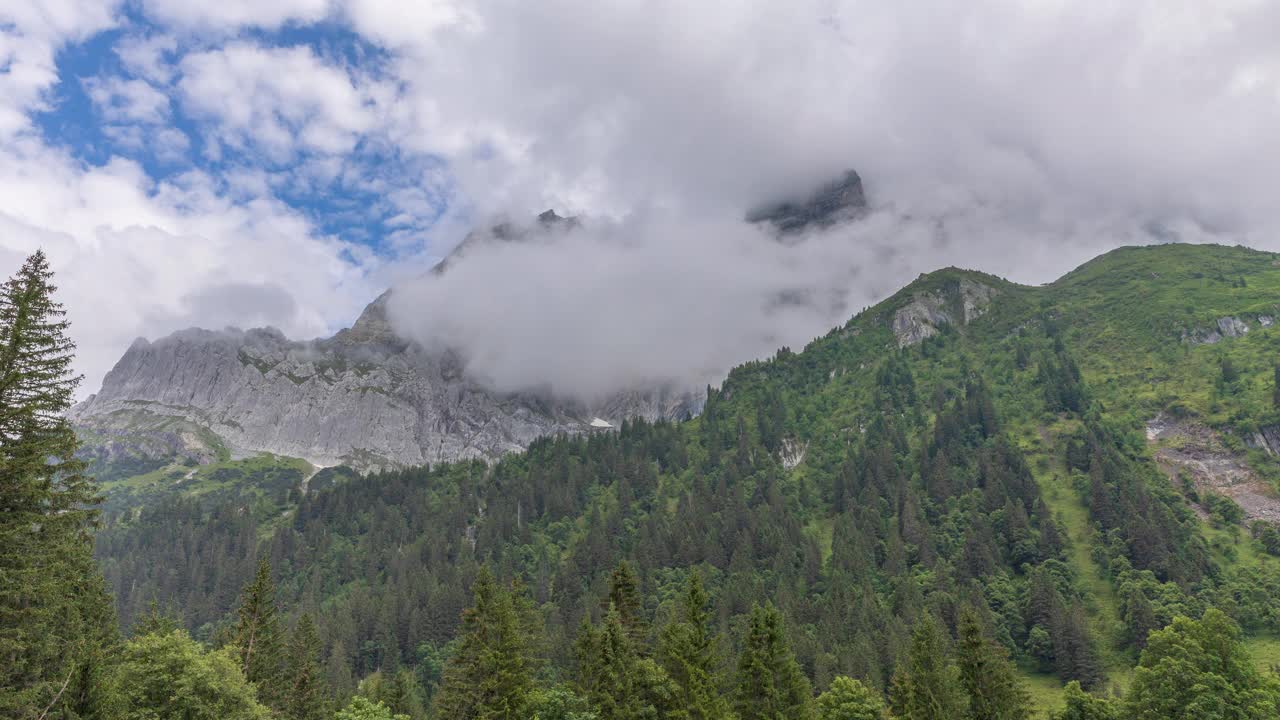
0,138,384,397
138,0,330,31
178,42,391,162
368,0,1280,399
85,76,172,123
9,0,1280,405
0,0,120,137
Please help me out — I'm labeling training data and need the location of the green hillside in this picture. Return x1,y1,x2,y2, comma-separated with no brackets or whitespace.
90,243,1280,717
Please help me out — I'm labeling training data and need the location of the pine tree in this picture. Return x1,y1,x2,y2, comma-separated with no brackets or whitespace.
433,567,535,720
657,573,732,720
581,606,673,720
235,558,285,708
285,613,329,720
734,603,813,720
891,615,966,720
608,561,649,650
0,250,119,719
955,607,1030,720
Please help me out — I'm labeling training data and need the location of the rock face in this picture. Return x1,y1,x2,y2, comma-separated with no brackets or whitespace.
72,222,703,471
1147,414,1280,524
1181,315,1271,345
747,170,867,235
892,277,997,347
72,310,702,471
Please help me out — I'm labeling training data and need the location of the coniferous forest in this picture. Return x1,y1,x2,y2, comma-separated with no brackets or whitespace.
11,244,1280,719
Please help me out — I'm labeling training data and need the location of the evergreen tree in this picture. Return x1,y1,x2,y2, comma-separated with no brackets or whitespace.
0,250,118,719
360,669,426,720
607,561,648,649
734,603,813,720
891,615,966,720
433,567,535,720
657,573,732,720
580,606,672,720
285,613,329,720
234,558,285,708
955,607,1030,720
815,676,886,720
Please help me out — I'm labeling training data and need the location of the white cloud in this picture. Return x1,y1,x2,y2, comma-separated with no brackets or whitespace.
9,0,1280,405
178,42,390,161
139,0,330,31
115,34,179,84
0,0,120,137
85,76,171,123
367,0,1280,398
0,135,384,397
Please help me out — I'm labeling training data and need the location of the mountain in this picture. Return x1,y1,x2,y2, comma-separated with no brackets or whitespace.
746,169,867,234
71,168,871,478
69,217,701,474
92,243,1280,714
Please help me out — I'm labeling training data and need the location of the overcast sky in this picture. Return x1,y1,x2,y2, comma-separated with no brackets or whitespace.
3,1,1280,399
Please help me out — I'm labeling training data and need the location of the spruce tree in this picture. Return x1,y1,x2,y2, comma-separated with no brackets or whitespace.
433,567,535,720
607,561,648,650
285,613,329,720
234,558,285,708
955,607,1030,720
0,250,119,719
580,606,673,720
657,573,732,720
734,603,814,720
891,615,966,720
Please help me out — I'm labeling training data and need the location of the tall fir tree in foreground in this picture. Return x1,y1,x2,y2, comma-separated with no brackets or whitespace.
285,613,329,720
234,558,285,709
0,250,118,719
432,567,536,720
657,573,732,720
955,607,1030,720
607,561,649,651
890,615,966,720
578,606,673,720
734,603,813,720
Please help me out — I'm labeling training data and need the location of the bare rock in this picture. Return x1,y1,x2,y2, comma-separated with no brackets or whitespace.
892,277,997,348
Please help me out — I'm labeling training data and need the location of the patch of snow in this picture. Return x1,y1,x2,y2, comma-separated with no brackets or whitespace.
590,417,614,428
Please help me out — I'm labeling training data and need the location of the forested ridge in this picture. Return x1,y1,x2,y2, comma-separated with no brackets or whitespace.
10,244,1280,718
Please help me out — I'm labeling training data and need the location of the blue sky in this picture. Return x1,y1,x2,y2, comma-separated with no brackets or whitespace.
33,7,451,257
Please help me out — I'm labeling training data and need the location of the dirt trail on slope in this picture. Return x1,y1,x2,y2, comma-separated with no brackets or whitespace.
1146,413,1280,523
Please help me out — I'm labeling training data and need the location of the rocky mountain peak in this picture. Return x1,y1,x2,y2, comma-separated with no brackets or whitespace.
747,169,867,234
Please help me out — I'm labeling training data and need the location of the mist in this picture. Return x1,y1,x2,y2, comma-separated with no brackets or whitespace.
375,1,1280,402
385,202,1169,403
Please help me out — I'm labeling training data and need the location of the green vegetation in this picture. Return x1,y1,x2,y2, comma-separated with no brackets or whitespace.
15,244,1280,718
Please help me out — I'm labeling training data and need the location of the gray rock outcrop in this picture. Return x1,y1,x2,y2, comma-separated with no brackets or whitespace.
747,170,867,235
73,259,702,472
892,278,997,347
72,307,701,471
